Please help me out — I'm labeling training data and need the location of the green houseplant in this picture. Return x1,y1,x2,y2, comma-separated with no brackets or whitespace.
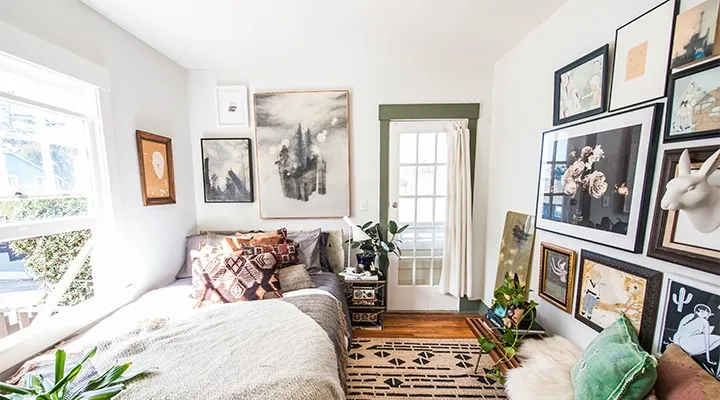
0,347,147,400
349,220,408,277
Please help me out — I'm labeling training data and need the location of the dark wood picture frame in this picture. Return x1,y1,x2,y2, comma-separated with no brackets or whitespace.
664,59,720,142
647,145,720,276
135,130,176,206
538,242,577,313
670,0,720,71
553,45,610,126
574,251,662,351
200,138,255,203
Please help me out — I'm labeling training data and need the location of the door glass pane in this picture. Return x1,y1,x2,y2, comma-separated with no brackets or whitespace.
417,166,435,196
436,132,447,163
417,133,436,163
415,259,432,285
398,133,417,164
416,229,433,255
432,264,442,285
435,197,446,223
398,198,415,224
397,260,413,286
435,166,447,196
398,166,416,195
416,198,433,223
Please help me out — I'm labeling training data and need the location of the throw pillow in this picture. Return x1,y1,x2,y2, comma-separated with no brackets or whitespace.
286,229,322,274
655,344,720,400
278,264,316,293
241,243,300,268
222,228,288,251
177,233,226,279
192,248,282,307
571,314,657,400
319,232,332,272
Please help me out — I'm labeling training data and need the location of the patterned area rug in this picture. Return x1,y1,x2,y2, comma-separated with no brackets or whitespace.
347,338,507,399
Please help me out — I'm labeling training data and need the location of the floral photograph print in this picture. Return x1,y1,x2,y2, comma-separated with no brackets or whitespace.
574,251,662,351
535,104,662,253
666,60,720,142
553,45,609,126
658,277,720,379
494,211,536,288
538,243,576,313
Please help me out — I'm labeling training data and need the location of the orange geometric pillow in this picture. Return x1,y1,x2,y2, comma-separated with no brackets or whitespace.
223,228,287,251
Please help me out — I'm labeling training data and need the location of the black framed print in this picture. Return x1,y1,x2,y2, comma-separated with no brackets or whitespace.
665,59,720,142
648,145,720,276
553,45,610,126
657,276,720,378
575,251,663,351
535,104,663,253
201,138,254,203
538,242,577,313
609,0,675,112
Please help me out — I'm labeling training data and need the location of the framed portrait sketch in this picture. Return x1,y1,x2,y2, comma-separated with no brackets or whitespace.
538,243,576,313
201,138,254,203
553,45,610,126
665,60,720,142
574,251,662,351
253,90,350,219
494,211,536,288
609,0,675,111
135,130,176,206
670,0,720,70
535,104,663,253
657,276,720,378
648,146,720,276
216,85,249,127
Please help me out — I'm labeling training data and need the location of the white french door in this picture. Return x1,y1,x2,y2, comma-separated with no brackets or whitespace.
387,121,459,311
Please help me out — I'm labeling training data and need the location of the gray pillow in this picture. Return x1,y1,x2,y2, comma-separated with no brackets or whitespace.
278,264,315,293
286,229,322,274
319,232,332,272
176,233,226,278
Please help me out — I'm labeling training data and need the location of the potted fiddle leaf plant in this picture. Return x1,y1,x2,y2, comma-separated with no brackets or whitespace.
349,220,408,278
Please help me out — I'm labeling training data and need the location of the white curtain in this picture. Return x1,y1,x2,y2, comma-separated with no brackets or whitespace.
438,120,476,299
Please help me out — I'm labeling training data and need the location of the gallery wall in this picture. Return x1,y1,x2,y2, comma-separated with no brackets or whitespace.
486,0,720,349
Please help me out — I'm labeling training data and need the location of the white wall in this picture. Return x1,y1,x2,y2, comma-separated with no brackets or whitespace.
188,65,493,297
487,0,720,350
0,0,197,293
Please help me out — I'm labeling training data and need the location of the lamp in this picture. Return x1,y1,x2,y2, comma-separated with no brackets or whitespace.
343,216,371,270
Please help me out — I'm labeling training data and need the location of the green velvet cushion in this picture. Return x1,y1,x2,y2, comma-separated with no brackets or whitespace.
571,314,657,400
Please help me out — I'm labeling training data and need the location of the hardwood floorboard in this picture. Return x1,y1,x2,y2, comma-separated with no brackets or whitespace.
353,313,476,339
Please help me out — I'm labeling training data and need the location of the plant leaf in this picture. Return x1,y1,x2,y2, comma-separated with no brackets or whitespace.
54,349,66,384
388,220,398,235
362,221,373,229
396,225,409,234
112,369,153,386
480,342,496,353
86,363,131,391
72,385,125,400
0,382,33,395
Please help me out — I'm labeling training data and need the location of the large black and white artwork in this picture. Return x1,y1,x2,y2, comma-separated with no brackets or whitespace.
659,278,720,379
201,138,254,203
254,90,350,218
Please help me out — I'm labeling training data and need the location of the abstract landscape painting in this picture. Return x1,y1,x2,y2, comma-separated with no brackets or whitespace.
254,90,350,218
495,211,536,288
201,138,253,203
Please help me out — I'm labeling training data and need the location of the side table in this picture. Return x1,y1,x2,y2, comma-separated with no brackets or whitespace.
340,278,387,330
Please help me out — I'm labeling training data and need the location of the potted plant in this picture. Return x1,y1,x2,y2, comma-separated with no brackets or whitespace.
349,220,408,278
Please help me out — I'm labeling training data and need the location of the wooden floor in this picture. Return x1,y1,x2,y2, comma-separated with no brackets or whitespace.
353,313,475,339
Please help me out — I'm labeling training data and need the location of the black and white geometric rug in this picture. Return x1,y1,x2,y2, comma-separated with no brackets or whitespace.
346,338,507,399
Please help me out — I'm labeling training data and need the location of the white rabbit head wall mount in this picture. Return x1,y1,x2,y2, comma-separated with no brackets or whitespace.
660,148,720,234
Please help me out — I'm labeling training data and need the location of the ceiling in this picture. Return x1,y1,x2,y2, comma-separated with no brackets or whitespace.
81,0,567,70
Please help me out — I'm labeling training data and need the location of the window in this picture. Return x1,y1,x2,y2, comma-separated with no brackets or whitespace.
0,52,109,340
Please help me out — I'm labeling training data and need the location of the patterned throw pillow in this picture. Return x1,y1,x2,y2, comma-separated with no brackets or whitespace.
223,228,288,251
655,344,720,400
241,243,300,268
191,246,282,307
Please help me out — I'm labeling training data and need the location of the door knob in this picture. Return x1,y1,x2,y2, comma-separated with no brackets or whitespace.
391,201,398,209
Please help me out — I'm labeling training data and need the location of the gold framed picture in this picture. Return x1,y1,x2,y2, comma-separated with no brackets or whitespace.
538,243,576,313
136,130,176,206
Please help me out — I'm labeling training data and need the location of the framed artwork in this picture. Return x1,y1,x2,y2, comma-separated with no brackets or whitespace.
609,0,675,111
538,243,577,313
253,90,350,219
670,0,720,70
665,59,720,142
135,130,176,206
648,146,720,276
201,138,254,203
535,104,663,253
574,251,662,351
494,211,536,289
657,276,720,378
216,85,249,127
553,45,610,126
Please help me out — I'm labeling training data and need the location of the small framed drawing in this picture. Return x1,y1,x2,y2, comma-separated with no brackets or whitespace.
609,0,675,111
216,85,249,127
656,276,720,377
670,0,720,70
574,250,662,351
665,60,720,142
538,243,576,313
553,45,610,126
135,130,176,206
535,104,663,253
648,146,720,276
201,138,254,203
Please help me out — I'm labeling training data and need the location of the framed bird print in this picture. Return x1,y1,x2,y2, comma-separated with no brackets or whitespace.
538,243,577,313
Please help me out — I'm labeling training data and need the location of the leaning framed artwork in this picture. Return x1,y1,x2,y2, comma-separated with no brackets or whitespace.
201,138,254,203
665,59,720,142
535,104,663,253
656,275,720,378
135,130,176,206
495,211,536,288
253,90,350,218
670,0,720,70
609,0,675,111
538,242,576,313
647,145,720,276
574,251,663,351
553,45,609,126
